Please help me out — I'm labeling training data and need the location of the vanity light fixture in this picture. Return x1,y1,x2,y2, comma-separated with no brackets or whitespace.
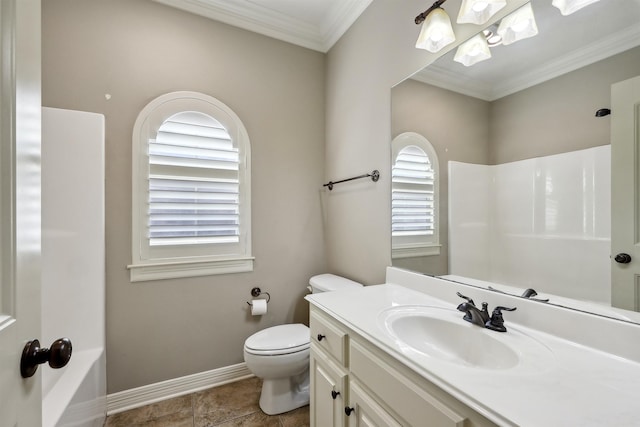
415,0,598,65
415,0,456,53
496,2,538,46
457,0,506,25
552,0,600,16
454,33,492,66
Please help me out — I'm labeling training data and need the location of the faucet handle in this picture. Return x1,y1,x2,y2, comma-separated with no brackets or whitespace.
485,306,517,333
479,302,490,323
456,292,475,306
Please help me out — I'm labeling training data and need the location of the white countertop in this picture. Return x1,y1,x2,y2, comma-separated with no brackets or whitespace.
306,283,640,427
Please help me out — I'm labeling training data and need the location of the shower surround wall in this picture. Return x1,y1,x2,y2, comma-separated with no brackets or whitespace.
42,107,106,427
449,145,611,303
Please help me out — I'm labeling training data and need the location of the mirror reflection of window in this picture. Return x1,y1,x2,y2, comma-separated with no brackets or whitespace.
391,132,440,258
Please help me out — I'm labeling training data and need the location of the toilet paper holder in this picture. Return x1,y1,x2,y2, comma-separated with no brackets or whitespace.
246,287,271,306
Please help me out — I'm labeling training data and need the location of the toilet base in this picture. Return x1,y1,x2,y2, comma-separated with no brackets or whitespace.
258,370,310,415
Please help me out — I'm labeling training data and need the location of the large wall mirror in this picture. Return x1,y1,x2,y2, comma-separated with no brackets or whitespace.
391,0,640,323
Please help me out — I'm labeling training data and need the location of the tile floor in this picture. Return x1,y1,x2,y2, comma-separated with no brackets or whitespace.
104,377,309,427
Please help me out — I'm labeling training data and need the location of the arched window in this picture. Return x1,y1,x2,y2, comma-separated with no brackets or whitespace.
391,132,440,258
130,92,252,281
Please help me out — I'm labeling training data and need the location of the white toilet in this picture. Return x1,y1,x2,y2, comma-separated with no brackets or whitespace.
243,274,362,415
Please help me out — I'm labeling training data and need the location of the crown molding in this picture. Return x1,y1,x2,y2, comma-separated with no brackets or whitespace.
321,0,373,51
413,24,640,101
152,0,371,53
412,64,494,101
491,23,640,100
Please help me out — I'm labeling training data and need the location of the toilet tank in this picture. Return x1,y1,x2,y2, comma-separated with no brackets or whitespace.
309,274,363,293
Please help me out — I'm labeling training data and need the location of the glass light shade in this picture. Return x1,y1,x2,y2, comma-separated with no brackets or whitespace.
454,34,492,67
457,0,506,25
497,3,538,46
552,0,600,15
415,8,456,53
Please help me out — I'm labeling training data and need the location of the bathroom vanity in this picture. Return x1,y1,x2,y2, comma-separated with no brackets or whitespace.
306,267,640,427
309,305,494,426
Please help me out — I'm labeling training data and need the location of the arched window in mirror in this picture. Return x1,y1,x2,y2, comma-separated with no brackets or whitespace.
391,132,440,258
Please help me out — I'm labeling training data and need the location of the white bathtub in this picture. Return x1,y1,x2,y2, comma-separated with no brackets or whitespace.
43,350,106,427
42,108,106,427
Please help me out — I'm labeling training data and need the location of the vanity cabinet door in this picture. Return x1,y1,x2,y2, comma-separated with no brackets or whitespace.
350,341,466,427
310,347,347,427
346,381,403,427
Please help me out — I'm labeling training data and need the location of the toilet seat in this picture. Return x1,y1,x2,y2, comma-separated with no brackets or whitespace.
244,324,310,356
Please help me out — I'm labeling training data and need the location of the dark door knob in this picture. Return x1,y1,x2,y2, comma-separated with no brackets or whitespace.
317,334,326,341
20,338,72,378
614,253,632,264
331,390,340,399
345,406,355,416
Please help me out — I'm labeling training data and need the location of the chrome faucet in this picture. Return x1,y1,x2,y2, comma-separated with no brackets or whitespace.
456,292,516,332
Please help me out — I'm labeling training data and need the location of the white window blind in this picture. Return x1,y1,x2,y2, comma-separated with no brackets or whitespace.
392,145,435,237
131,91,252,281
148,111,240,247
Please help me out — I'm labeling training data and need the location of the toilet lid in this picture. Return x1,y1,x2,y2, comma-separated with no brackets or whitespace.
244,323,310,355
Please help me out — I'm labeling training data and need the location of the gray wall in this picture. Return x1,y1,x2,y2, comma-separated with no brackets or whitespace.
391,80,490,275
490,46,640,164
324,0,529,285
42,0,327,393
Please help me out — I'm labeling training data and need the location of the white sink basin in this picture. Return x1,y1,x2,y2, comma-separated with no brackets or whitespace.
378,305,554,371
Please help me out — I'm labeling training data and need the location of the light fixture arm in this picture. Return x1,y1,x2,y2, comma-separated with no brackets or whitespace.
415,0,449,24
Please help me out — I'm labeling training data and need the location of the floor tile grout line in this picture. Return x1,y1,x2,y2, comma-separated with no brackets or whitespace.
191,392,195,427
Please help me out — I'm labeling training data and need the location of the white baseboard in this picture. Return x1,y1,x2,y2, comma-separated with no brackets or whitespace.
106,362,253,415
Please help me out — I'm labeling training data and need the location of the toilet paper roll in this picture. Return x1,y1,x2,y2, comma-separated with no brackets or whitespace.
251,299,267,316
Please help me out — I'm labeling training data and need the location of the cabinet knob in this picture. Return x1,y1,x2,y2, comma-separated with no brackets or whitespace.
331,390,340,400
345,406,354,416
317,334,326,341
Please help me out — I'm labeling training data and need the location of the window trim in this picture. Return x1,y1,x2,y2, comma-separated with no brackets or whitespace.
129,91,252,281
391,132,440,259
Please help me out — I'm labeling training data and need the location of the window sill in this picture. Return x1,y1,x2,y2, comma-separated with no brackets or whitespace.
128,257,254,282
392,244,441,259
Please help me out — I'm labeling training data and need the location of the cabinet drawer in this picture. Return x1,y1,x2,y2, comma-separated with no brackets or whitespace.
310,310,348,365
350,340,465,427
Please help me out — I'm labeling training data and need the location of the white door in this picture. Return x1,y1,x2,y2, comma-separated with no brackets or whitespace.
0,0,42,426
611,76,640,311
